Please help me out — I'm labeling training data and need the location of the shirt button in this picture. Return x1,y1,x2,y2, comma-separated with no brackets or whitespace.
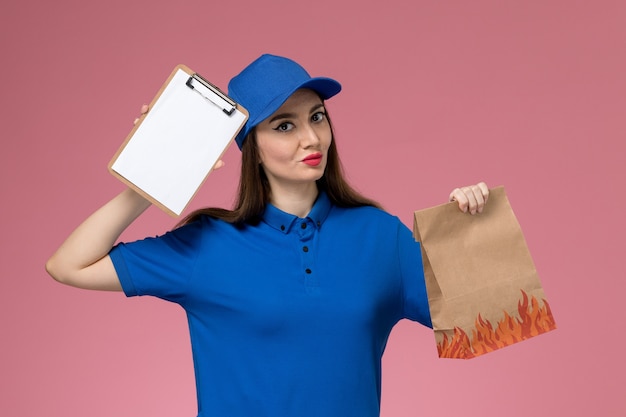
301,223,307,229
280,225,285,231
305,268,312,274
302,246,309,252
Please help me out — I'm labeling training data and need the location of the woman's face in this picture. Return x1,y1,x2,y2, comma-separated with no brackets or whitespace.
255,89,332,193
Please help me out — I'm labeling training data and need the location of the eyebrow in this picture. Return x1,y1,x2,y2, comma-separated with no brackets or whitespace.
267,103,325,124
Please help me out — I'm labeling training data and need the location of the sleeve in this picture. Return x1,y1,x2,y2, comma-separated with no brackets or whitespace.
397,221,433,328
109,219,205,304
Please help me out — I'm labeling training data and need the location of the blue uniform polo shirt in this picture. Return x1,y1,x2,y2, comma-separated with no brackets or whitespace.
110,191,431,417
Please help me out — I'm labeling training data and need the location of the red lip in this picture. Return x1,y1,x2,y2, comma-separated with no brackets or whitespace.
302,153,323,166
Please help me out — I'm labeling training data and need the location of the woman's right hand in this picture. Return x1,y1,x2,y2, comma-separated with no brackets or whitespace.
132,104,150,125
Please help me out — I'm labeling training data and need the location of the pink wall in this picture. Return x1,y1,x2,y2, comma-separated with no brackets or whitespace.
2,0,624,415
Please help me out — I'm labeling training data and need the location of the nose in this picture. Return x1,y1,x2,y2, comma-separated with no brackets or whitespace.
299,123,321,148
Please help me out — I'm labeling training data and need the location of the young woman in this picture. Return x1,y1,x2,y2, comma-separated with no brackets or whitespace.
46,54,489,417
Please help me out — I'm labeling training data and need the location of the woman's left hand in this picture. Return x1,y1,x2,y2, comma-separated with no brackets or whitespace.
449,182,490,214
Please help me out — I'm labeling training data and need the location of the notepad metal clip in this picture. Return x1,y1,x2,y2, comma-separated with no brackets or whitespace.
186,73,236,115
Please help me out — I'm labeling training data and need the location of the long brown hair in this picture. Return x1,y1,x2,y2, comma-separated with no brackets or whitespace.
176,111,380,227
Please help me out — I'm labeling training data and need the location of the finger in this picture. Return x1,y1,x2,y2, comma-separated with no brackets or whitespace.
133,104,150,126
213,160,225,170
477,182,489,205
465,183,489,213
474,182,489,213
466,185,485,214
463,186,480,214
449,188,469,213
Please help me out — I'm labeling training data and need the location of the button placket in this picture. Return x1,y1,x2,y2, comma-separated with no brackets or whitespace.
297,219,317,291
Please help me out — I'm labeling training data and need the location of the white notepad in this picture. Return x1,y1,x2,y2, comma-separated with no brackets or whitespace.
109,65,248,216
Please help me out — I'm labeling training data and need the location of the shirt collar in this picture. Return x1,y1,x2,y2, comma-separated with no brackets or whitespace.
262,191,332,234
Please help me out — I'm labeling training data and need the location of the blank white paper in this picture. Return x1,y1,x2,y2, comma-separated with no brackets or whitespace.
110,68,247,215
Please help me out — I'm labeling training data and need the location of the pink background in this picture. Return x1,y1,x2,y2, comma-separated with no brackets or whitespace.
2,1,624,416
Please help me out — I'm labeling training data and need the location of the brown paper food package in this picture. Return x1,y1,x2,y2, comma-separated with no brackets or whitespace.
413,186,556,359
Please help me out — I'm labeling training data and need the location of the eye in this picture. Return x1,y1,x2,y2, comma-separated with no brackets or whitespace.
274,122,294,132
311,111,326,123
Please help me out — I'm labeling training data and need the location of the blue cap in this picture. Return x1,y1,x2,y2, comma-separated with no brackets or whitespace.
228,54,342,149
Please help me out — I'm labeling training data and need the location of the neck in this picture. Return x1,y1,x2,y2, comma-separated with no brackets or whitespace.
269,182,319,218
